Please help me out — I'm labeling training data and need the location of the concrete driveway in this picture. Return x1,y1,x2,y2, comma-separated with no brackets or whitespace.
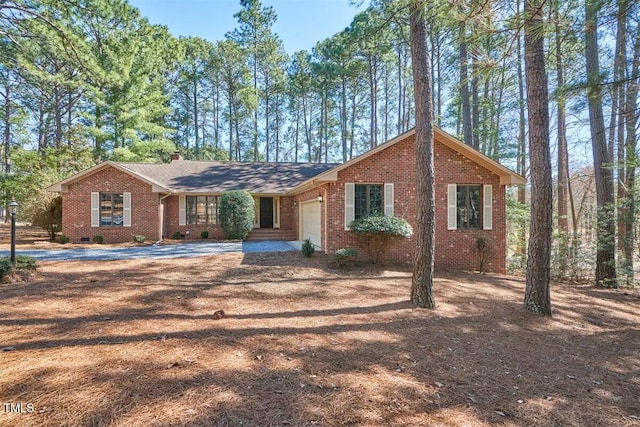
0,240,299,261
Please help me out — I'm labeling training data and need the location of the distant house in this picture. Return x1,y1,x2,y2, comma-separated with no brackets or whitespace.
47,128,525,273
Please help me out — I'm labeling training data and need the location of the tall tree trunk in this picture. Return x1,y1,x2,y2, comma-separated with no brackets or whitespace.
214,88,220,154
275,94,280,162
294,100,299,163
368,56,377,148
397,43,403,135
459,21,472,146
621,23,640,284
265,79,270,162
94,103,103,161
410,0,436,309
193,79,199,158
524,0,553,316
613,0,629,280
555,0,569,276
341,76,348,162
53,84,63,148
585,0,617,287
516,0,527,256
471,51,480,150
436,36,442,126
384,64,389,142
228,102,233,161
3,84,10,175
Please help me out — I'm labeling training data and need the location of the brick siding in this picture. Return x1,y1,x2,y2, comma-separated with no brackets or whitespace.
61,166,161,244
294,134,507,273
61,133,508,273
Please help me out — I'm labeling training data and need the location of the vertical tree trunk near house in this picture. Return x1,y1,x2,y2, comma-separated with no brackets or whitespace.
554,0,569,276
585,0,617,287
436,38,442,126
275,94,280,162
294,102,299,163
53,85,63,148
397,44,403,135
622,24,640,284
384,66,389,142
228,103,233,161
94,103,103,161
613,0,631,280
409,0,435,309
213,89,220,154
341,77,348,162
459,21,473,147
524,0,552,316
471,52,480,150
193,80,199,157
265,80,270,162
516,0,527,256
3,84,10,175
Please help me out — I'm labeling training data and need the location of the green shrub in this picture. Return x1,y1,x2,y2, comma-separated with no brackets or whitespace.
219,190,255,240
301,239,315,257
331,248,358,268
172,231,182,240
0,258,12,278
133,235,146,243
15,255,37,271
92,235,104,244
56,234,70,244
200,230,209,239
0,255,37,281
349,215,413,264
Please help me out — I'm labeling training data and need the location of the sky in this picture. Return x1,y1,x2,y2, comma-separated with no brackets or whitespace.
127,0,367,54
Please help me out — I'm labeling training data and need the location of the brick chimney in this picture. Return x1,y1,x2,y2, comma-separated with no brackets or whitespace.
170,151,183,162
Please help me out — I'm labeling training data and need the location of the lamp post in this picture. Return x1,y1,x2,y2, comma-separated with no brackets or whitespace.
8,200,18,267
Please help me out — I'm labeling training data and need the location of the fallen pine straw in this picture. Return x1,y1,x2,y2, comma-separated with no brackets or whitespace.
0,253,638,426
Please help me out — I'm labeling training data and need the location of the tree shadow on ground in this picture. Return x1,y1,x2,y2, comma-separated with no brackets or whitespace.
0,253,638,426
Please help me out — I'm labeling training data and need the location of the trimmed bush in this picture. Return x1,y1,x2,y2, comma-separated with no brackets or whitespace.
301,239,315,257
133,235,146,243
172,231,182,240
92,235,104,244
0,255,37,281
219,190,255,240
200,230,209,239
331,248,358,268
56,234,70,244
349,215,413,264
0,258,11,278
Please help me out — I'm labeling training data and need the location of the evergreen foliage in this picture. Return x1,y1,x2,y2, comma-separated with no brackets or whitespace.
218,190,255,240
301,239,315,257
349,215,413,264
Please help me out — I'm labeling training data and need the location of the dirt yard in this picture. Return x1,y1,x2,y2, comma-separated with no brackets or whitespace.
0,246,638,427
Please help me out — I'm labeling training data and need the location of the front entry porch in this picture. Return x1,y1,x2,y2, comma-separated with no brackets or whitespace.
253,195,281,230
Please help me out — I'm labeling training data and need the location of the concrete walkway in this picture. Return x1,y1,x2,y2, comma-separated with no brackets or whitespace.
0,240,299,261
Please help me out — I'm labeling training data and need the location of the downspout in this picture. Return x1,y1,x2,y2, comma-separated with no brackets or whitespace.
158,193,172,244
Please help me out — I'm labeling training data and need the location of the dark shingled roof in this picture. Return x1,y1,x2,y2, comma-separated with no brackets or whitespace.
118,160,338,194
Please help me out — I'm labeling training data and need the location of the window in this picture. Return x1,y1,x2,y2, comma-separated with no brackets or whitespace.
354,184,383,219
100,193,124,226
186,196,219,224
456,185,481,229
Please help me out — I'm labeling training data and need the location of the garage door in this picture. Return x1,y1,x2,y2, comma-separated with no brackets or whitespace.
301,201,321,248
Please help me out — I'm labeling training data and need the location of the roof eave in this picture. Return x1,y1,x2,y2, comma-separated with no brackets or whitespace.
46,161,172,193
